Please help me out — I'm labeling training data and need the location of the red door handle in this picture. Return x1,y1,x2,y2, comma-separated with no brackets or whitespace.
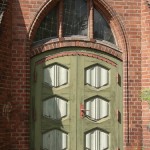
80,104,90,118
80,104,85,118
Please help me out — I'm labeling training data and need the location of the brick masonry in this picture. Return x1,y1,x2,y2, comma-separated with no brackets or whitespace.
0,0,150,150
0,0,12,149
141,0,150,149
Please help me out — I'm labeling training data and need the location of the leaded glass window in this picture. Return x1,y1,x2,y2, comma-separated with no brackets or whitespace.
63,0,88,36
94,8,115,44
34,0,116,45
34,5,58,41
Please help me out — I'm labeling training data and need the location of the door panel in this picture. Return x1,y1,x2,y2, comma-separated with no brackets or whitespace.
34,56,77,150
77,56,118,150
33,54,122,150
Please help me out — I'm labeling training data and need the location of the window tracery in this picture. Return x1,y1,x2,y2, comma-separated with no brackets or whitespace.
34,0,115,45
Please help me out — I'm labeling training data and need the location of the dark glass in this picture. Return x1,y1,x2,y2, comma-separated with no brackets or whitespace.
94,8,115,44
63,0,88,36
34,5,57,42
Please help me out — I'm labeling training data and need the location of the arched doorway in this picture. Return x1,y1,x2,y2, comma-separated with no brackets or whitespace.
31,48,122,150
30,0,123,150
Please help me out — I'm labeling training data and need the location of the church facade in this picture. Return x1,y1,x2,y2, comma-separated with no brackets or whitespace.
0,0,150,150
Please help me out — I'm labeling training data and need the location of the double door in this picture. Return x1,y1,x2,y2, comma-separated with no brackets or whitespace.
33,54,122,150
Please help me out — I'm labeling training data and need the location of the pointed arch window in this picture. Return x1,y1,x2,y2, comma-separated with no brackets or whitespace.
34,0,116,45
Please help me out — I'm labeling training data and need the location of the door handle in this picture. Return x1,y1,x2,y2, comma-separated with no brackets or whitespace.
80,104,90,118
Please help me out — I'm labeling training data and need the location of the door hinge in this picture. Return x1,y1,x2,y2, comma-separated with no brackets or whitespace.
34,70,37,82
116,73,121,85
116,109,121,123
32,108,36,121
32,98,36,121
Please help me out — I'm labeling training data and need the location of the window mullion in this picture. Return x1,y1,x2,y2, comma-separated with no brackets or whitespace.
89,0,94,41
58,0,64,40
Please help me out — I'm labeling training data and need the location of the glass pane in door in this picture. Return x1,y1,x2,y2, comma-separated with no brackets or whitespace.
85,129,109,150
85,96,109,121
43,96,68,120
44,63,68,87
43,129,68,150
85,65,109,88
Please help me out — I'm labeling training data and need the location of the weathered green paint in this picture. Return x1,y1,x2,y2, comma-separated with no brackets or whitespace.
31,47,123,150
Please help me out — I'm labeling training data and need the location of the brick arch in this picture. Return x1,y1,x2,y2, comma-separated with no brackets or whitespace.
35,51,117,67
31,40,123,60
28,0,128,54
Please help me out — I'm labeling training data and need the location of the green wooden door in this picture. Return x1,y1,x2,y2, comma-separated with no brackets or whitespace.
32,54,122,150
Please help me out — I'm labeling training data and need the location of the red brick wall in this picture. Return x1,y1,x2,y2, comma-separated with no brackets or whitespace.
141,0,150,149
0,0,12,149
10,0,30,149
0,0,150,150
106,1,142,149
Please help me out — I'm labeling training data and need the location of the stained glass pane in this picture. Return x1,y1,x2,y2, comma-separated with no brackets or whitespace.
34,5,57,42
63,0,88,36
94,8,115,44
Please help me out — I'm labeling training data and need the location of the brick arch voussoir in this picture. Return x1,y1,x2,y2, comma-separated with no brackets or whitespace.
31,40,123,60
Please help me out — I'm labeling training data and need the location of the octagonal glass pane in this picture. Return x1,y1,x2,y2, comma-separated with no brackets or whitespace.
43,129,68,150
43,96,68,120
85,97,109,121
44,64,68,87
85,129,109,150
85,65,109,88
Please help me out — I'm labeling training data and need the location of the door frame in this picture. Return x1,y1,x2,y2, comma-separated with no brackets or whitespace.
30,47,123,150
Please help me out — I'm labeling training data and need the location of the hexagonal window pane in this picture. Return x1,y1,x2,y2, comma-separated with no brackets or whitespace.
85,97,109,121
85,129,109,150
44,64,68,87
85,65,109,88
43,96,68,120
43,129,68,150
